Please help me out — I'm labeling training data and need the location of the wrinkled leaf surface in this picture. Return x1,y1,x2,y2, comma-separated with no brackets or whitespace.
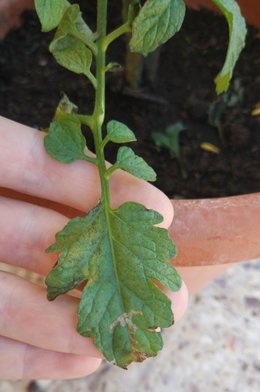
46,202,181,368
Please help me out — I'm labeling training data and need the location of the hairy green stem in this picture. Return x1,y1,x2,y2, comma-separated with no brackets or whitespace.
92,0,110,206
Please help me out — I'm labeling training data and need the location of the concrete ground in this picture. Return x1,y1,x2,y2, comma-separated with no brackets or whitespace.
0,259,259,392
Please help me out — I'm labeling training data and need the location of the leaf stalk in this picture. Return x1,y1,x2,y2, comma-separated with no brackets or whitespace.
105,165,118,179
103,22,131,51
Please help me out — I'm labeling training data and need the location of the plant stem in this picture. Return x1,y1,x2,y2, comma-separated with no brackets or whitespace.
77,114,93,129
103,22,131,51
105,165,118,178
92,0,110,206
87,71,98,90
83,155,98,165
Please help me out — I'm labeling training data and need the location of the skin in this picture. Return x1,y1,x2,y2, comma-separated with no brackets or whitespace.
0,116,188,380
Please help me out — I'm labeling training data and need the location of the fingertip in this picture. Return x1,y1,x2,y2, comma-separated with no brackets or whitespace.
153,187,174,229
110,171,174,229
168,280,189,323
69,357,102,379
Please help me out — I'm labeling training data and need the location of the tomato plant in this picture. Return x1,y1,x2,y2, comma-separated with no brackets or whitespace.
34,0,246,368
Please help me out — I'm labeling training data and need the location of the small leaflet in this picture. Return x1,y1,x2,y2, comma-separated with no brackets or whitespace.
49,5,95,80
130,0,186,54
54,5,95,50
115,147,156,181
212,0,247,94
152,122,185,159
107,121,137,143
50,35,93,78
35,0,69,32
44,121,86,163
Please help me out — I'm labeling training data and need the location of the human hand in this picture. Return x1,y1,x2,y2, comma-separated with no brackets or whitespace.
0,116,188,380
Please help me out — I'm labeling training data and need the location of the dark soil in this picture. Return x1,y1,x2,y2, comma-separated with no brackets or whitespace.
0,4,259,198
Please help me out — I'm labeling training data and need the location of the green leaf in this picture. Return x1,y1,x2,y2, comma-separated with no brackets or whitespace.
107,121,136,143
46,202,181,368
44,95,78,133
152,122,185,159
48,5,96,84
126,0,141,26
54,4,95,52
53,94,78,126
35,0,69,32
44,121,86,163
56,94,78,115
211,0,247,94
115,147,156,182
106,62,123,73
50,35,93,78
130,0,186,54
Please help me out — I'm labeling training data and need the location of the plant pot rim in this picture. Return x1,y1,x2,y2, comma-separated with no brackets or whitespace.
170,192,260,267
184,0,260,28
0,0,34,40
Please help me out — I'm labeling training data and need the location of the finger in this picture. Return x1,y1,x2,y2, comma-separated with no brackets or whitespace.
0,271,187,358
168,280,189,323
0,117,173,227
0,271,101,357
0,187,83,219
0,196,69,275
0,336,102,380
0,195,173,276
